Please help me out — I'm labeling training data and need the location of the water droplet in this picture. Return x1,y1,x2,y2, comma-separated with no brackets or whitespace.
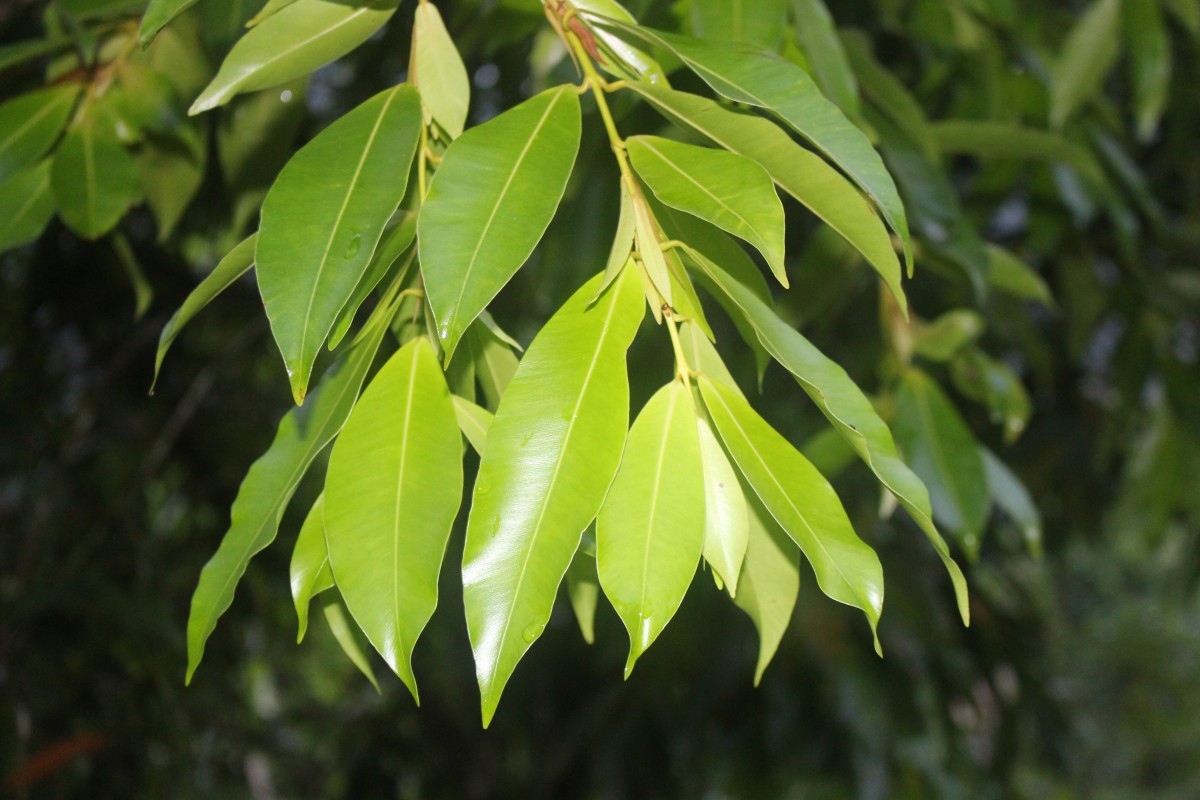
638,599,655,618
476,480,491,495
344,233,362,259
437,325,450,341
521,621,544,643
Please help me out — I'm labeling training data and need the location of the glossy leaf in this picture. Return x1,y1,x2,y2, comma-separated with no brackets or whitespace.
982,447,1042,557
690,0,789,49
412,1,470,138
51,115,143,240
1049,0,1121,129
462,267,643,727
257,84,421,404
328,211,417,351
566,543,600,645
791,0,861,117
892,368,989,560
0,161,55,253
324,338,462,702
697,416,749,596
627,135,786,287
419,86,581,362
632,189,672,310
627,84,905,311
733,488,800,685
598,382,705,676
290,493,333,643
247,0,301,27
0,84,78,182
139,0,200,45
322,599,381,692
453,395,493,457
189,0,402,114
185,310,390,683
597,179,636,298
699,375,883,652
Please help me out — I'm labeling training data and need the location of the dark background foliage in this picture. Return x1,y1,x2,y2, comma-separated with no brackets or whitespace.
2,0,1199,797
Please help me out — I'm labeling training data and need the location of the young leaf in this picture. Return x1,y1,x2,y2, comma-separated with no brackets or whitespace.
596,179,636,299
290,493,334,643
627,135,787,287
452,394,493,457
733,488,800,685
462,267,643,728
185,310,390,684
467,324,520,411
690,0,789,49
981,447,1042,557
598,382,706,677
139,0,201,46
791,0,861,118
327,211,418,351
0,84,79,182
189,0,402,114
321,599,381,692
891,368,990,560
627,84,904,311
566,544,600,645
50,116,143,240
697,416,749,596
0,161,55,253
412,1,470,138
419,86,581,362
257,84,421,404
1049,0,1121,129
324,338,463,702
699,375,884,653
632,190,672,309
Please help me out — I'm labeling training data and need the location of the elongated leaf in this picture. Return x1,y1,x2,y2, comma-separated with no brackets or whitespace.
598,382,705,675
733,488,800,685
467,324,520,411
687,249,969,623
566,543,600,645
981,447,1042,557
839,30,936,162
322,599,381,692
950,347,1032,443
931,120,1105,185
139,0,200,45
913,310,984,363
986,245,1055,308
597,179,636,298
248,0,301,27
257,84,421,403
290,493,333,643
139,131,206,242
324,338,462,701
0,84,78,182
700,375,883,651
791,0,860,117
185,310,390,683
632,189,672,310
453,395,493,456
627,135,786,287
462,267,643,727
892,368,989,560
51,116,143,240
690,0,789,49
412,2,469,138
328,211,417,350
0,161,55,253
627,84,904,311
0,38,73,73
190,0,402,114
419,86,581,362
1050,0,1121,129
697,416,749,596
596,22,911,270
1125,0,1171,140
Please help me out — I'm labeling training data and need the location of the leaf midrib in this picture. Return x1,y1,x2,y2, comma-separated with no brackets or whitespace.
637,388,679,625
3,170,49,238
0,90,70,163
389,346,422,673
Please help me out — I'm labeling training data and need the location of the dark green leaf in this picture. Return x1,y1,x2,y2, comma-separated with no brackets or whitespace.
0,84,79,182
0,161,55,253
50,114,143,240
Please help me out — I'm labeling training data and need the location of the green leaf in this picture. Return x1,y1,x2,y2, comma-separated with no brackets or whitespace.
324,338,463,702
0,84,79,183
328,211,417,351
50,115,143,240
412,1,470,138
986,245,1055,308
791,0,861,117
462,267,643,728
733,488,800,685
627,85,905,312
892,368,989,560
290,493,334,643
257,84,422,404
139,130,206,241
931,120,1105,186
597,382,706,676
839,30,936,162
1049,0,1121,129
981,447,1042,557
136,0,196,42
1124,0,1171,141
690,0,789,49
697,416,749,596
112,232,153,319
185,308,390,684
247,0,301,27
687,248,969,624
152,234,256,392
467,324,520,411
419,85,581,363
596,179,636,299
189,0,402,114
950,347,1032,443
0,161,55,253
321,598,381,692
913,310,984,363
627,135,787,287
597,22,911,271
566,542,600,645
699,375,883,652
0,38,73,73
453,394,493,457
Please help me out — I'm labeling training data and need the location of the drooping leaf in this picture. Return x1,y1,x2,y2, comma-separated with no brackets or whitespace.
596,179,636,299
839,30,936,162
986,245,1055,308
321,598,381,692
50,115,144,240
892,368,990,560
697,416,749,596
419,86,581,362
1049,0,1122,129
139,129,206,241
462,267,643,728
139,0,201,45
733,488,800,685
0,161,55,253
931,120,1105,186
452,394,493,457
327,210,417,350
185,307,391,684
699,375,883,652
324,338,463,702
189,0,402,114
1124,0,1171,140
111,232,153,320
790,0,861,117
627,135,787,287
467,323,520,411
632,188,672,312
412,1,470,138
981,447,1042,557
598,381,706,676
950,347,1032,443
690,0,789,49
290,493,333,643
257,84,422,403
566,534,600,644
627,84,905,311
0,84,79,182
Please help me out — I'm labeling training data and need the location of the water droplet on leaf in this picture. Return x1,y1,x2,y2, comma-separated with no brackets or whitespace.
521,622,544,643
344,233,362,259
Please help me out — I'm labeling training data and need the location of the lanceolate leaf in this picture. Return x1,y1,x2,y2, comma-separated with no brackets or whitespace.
566,544,600,645
1124,0,1171,140
597,179,636,298
596,22,911,269
697,416,749,596
467,324,519,411
462,267,643,728
322,598,381,692
51,116,144,240
452,395,493,456
152,233,257,392
627,84,905,311
791,0,861,118
1049,0,1122,129
690,0,789,49
185,309,390,684
699,375,884,652
733,488,800,685
0,84,79,182
139,0,201,46
0,161,55,253
324,338,463,702
327,211,417,351
687,250,969,623
419,86,581,363
627,135,787,287
189,0,403,114
290,493,333,643
257,84,421,404
597,382,706,676
412,1,470,138
982,447,1042,557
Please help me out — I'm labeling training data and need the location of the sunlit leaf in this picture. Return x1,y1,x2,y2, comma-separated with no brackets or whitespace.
322,598,381,692
452,394,493,457
0,84,78,182
697,416,749,596
690,0,789,49
290,493,333,643
733,488,799,685
412,1,470,138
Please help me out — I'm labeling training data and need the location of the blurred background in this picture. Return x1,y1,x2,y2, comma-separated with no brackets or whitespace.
2,0,1199,797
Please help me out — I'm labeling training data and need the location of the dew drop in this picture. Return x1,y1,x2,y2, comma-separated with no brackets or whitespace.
476,480,491,495
344,233,363,259
638,599,655,618
437,325,450,341
521,621,544,643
